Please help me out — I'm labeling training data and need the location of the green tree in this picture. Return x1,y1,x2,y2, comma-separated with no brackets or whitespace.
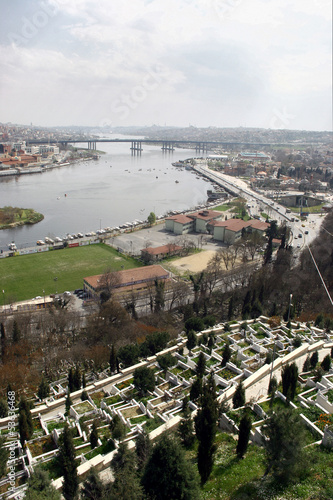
90,420,99,449
0,437,9,477
0,399,8,418
82,372,86,388
65,393,72,417
190,377,202,403
195,375,219,484
110,414,126,442
186,330,197,352
142,434,200,500
135,430,151,472
303,356,311,372
281,362,298,400
233,381,245,409
147,211,156,226
12,320,20,343
80,467,104,500
178,407,195,448
196,351,206,378
58,423,78,500
81,390,89,401
37,376,50,400
185,317,204,333
133,366,155,395
109,344,117,373
18,397,33,446
236,412,252,458
262,408,307,484
25,467,61,500
221,342,232,367
310,351,319,369
73,365,81,391
321,354,331,372
68,367,74,393
0,322,6,361
118,343,140,367
157,352,176,372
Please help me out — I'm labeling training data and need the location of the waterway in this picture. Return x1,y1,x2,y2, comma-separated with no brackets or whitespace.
0,135,215,250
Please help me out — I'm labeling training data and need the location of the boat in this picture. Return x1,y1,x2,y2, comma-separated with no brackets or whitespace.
175,180,179,183
8,242,17,251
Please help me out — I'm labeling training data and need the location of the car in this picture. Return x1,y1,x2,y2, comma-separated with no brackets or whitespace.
63,291,71,296
298,234,302,238
305,231,309,234
74,289,83,295
297,244,301,248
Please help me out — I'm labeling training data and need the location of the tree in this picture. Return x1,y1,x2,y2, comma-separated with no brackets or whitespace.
221,342,232,367
133,366,155,395
37,376,50,400
109,344,117,373
25,467,61,500
135,430,151,472
0,437,9,478
117,343,140,367
58,423,78,500
321,354,331,372
186,330,197,352
12,320,20,343
281,362,298,401
65,393,72,417
310,351,319,369
196,351,206,378
154,279,165,312
236,411,252,458
73,365,81,391
141,434,200,500
303,356,311,372
147,211,156,226
81,467,104,500
90,420,99,449
157,352,176,372
185,316,204,333
18,397,33,446
0,399,8,418
0,322,6,361
178,407,195,448
110,414,126,442
190,377,202,403
68,367,74,393
262,408,307,484
233,381,245,409
195,375,219,484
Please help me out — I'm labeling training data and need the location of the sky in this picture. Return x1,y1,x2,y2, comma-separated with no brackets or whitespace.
0,0,332,131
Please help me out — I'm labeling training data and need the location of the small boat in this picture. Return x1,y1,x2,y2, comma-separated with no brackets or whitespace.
175,180,179,183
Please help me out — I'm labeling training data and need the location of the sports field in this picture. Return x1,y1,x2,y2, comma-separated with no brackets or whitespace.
0,243,141,302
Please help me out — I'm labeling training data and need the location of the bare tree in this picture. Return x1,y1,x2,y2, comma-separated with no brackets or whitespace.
168,279,190,311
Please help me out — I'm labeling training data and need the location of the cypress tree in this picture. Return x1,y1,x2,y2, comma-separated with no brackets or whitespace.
73,365,81,391
90,420,99,449
195,374,218,484
18,398,33,438
0,322,6,361
196,352,206,379
82,372,86,388
37,376,50,400
68,368,74,393
135,430,151,472
321,354,331,372
65,394,72,417
178,407,195,448
310,351,319,369
58,423,78,500
236,412,252,458
221,342,232,367
233,381,245,409
281,362,298,401
109,344,117,373
12,320,20,343
81,467,104,500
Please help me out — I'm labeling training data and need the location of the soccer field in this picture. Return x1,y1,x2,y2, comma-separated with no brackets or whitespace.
0,243,141,302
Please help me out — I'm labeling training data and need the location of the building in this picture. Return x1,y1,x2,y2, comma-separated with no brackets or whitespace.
83,264,170,298
141,244,183,263
211,219,269,244
165,209,223,235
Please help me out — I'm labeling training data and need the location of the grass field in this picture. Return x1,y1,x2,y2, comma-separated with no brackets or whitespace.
0,243,141,302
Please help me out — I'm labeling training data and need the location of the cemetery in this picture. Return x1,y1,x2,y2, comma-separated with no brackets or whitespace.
1,316,333,497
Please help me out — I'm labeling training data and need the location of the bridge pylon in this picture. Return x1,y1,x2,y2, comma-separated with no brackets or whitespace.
131,141,142,155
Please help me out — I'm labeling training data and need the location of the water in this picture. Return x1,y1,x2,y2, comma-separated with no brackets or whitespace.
0,136,215,250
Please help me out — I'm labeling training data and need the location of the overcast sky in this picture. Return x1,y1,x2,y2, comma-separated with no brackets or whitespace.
0,0,332,130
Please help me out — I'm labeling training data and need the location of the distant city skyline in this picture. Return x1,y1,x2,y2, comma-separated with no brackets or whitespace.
0,0,332,131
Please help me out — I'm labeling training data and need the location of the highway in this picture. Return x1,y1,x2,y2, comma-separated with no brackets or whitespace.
193,163,323,258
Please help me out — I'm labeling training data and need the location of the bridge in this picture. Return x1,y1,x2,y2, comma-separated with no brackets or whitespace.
26,137,284,154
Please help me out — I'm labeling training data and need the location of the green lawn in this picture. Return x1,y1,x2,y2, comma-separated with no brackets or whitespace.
1,243,141,301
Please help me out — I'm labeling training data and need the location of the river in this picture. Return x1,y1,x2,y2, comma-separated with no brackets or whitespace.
0,135,215,250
